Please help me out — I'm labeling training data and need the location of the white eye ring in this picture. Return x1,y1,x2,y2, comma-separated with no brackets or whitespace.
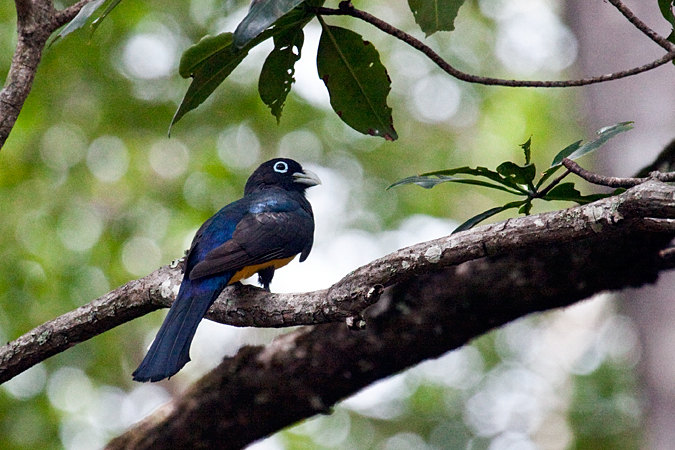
273,161,288,173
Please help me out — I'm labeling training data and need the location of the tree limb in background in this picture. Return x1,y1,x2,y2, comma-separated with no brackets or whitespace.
0,0,94,149
105,181,675,450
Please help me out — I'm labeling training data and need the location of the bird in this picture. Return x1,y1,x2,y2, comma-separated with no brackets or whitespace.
133,158,320,382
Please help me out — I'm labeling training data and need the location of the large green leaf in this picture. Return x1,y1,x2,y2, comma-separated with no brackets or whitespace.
550,121,633,167
233,0,305,49
259,28,304,122
179,33,235,78
317,24,397,140
171,37,251,130
408,0,466,36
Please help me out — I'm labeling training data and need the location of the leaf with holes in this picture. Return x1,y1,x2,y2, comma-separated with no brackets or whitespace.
408,0,466,36
259,28,304,122
317,24,397,140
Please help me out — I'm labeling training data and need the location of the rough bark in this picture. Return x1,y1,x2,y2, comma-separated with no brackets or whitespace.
4,180,675,388
106,182,675,450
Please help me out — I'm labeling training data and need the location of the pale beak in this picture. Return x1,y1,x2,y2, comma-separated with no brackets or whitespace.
293,169,321,187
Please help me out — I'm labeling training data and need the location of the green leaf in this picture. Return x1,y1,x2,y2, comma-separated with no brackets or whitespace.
259,28,304,122
543,183,617,204
496,162,536,187
420,166,526,192
90,0,124,34
521,137,532,165
171,39,250,130
388,165,530,193
172,7,315,130
550,122,633,167
233,0,304,49
388,174,525,194
518,201,533,215
659,0,675,45
54,0,107,42
549,140,582,168
317,23,397,140
453,201,525,233
407,0,466,36
179,33,235,78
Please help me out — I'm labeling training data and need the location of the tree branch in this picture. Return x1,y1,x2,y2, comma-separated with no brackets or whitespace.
3,180,675,386
562,157,675,187
313,2,675,88
0,0,94,150
106,181,675,450
606,0,675,52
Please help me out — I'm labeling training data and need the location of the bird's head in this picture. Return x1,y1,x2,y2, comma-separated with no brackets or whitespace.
244,158,321,195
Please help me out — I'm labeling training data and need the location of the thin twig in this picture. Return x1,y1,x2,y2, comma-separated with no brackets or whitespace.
313,2,675,88
535,169,572,197
606,0,675,52
562,158,675,187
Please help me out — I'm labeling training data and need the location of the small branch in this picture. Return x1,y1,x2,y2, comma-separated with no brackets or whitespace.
313,3,675,88
535,169,572,198
606,0,675,52
562,158,675,187
0,0,94,150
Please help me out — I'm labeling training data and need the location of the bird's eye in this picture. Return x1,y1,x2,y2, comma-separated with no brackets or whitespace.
273,161,288,173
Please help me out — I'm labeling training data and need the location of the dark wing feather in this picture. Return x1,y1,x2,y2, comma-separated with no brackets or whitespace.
189,209,313,280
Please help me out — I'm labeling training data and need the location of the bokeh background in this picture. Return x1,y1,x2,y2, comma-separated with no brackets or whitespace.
1,0,673,449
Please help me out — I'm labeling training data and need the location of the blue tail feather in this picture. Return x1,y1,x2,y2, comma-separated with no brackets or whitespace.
133,276,229,382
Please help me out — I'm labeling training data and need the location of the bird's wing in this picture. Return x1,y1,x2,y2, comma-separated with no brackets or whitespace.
189,198,314,280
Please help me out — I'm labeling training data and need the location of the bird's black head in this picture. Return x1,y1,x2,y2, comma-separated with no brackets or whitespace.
244,158,321,195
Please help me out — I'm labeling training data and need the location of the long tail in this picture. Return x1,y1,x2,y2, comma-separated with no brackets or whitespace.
133,277,227,382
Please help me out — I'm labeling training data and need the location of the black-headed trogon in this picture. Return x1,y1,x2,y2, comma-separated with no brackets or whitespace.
132,158,320,382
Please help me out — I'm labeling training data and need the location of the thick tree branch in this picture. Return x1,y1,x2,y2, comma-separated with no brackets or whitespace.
106,183,675,449
3,180,675,386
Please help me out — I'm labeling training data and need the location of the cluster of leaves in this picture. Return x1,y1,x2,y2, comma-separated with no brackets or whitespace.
389,122,634,232
58,0,471,140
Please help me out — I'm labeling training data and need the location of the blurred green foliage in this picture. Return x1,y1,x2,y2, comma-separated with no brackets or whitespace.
0,0,643,449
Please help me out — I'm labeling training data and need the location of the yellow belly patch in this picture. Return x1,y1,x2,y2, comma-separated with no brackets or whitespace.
227,255,296,285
